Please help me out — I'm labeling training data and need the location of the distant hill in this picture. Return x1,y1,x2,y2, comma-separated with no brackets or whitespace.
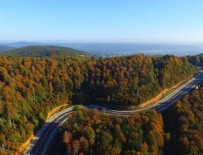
2,42,45,48
0,45,15,52
198,53,203,56
0,45,92,57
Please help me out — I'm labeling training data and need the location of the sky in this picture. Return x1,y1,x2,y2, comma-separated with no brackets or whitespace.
0,0,203,44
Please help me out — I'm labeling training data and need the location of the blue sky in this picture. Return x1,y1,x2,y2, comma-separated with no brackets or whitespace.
0,0,203,43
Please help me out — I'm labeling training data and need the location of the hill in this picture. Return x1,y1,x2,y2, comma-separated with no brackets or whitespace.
2,42,44,48
0,45,15,52
0,45,91,57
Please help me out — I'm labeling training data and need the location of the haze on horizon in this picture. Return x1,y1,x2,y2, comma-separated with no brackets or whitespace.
0,0,203,44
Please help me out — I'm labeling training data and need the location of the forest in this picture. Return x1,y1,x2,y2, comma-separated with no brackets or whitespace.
0,54,199,154
81,55,198,105
61,107,164,155
49,84,203,155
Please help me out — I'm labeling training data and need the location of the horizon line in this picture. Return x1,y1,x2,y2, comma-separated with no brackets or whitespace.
1,40,203,46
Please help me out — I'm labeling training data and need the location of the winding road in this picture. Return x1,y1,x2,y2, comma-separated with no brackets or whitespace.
24,71,203,155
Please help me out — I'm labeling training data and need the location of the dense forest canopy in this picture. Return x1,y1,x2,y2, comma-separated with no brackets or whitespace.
164,84,203,155
0,54,199,154
81,55,197,105
0,45,91,57
61,107,164,155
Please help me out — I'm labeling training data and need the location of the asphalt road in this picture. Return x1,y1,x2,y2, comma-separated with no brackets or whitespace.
152,70,203,112
24,107,73,155
24,71,203,155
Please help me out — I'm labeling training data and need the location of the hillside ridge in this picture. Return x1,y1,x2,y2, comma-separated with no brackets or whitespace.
0,45,91,57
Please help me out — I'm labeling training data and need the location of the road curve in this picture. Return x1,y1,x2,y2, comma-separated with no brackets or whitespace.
24,71,203,155
24,107,73,155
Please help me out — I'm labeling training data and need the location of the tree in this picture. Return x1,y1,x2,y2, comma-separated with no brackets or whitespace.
101,131,113,150
63,131,72,154
72,140,80,155
79,137,89,151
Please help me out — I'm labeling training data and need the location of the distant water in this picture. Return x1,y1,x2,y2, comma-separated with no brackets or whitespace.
59,43,203,57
